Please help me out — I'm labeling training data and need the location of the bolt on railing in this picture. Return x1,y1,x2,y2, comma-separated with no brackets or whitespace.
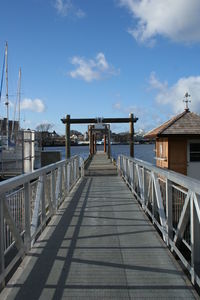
118,154,200,288
0,155,84,288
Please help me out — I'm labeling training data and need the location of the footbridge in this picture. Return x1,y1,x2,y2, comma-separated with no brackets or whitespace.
0,152,199,299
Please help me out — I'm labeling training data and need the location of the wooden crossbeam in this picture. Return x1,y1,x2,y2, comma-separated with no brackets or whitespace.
61,117,138,124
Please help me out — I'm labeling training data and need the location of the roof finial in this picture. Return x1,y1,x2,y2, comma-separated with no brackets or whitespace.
183,92,191,112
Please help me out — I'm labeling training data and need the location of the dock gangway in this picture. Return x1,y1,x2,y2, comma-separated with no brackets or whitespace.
0,152,199,299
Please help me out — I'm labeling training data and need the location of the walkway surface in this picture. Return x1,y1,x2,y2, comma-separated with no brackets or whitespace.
1,152,197,299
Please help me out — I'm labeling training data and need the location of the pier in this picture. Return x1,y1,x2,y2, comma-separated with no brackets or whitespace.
0,152,199,299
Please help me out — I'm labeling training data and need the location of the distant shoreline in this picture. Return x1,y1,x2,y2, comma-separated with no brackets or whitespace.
44,142,154,147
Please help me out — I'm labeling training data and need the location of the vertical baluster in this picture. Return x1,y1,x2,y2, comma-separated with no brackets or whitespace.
71,161,73,187
67,162,70,193
24,182,31,252
55,168,61,207
81,158,84,177
46,174,53,216
77,157,79,180
191,193,200,285
41,174,46,229
73,159,76,183
142,167,146,208
129,160,133,189
51,170,56,213
62,163,66,198
64,162,68,192
166,179,173,246
31,176,43,238
59,166,63,204
152,173,155,224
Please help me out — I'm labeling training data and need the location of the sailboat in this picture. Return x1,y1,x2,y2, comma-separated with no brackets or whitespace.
0,42,37,179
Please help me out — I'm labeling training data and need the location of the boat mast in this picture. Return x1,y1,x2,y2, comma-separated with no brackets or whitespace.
5,42,9,148
18,67,21,129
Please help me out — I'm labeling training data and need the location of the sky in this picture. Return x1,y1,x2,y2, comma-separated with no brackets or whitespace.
1,0,200,134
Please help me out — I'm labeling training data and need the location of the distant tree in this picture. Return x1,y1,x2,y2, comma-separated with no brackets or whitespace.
35,123,54,149
35,123,54,132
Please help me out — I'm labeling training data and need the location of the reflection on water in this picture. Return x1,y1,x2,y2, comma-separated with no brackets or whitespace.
45,143,155,164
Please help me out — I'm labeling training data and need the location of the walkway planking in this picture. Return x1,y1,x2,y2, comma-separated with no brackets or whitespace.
0,152,197,299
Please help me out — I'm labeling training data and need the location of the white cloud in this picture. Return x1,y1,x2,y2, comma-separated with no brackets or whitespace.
112,100,163,131
149,72,200,113
69,52,120,82
21,98,45,113
54,0,85,18
113,102,121,110
119,0,200,44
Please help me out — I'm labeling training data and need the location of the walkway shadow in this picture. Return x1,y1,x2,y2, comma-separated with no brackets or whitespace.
6,177,92,300
3,173,196,300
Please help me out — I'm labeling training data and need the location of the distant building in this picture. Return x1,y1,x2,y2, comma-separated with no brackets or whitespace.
0,118,19,137
145,109,200,180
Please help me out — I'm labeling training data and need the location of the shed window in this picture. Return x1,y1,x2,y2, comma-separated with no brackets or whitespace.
190,143,200,162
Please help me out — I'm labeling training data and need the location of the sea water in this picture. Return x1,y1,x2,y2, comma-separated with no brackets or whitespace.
44,144,155,164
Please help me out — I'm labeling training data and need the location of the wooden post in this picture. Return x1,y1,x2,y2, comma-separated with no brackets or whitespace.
94,134,97,153
107,125,111,159
89,126,94,156
65,115,71,159
92,126,95,155
129,113,134,157
93,133,95,154
89,126,92,156
104,134,107,152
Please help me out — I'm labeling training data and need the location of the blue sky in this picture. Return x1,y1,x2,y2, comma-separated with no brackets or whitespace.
1,0,200,134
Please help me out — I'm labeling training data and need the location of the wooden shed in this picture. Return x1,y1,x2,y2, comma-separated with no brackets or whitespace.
145,109,200,180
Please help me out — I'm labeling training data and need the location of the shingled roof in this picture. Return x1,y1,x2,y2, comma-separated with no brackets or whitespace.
145,110,200,138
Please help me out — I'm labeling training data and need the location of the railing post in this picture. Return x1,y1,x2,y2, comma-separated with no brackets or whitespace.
51,170,56,213
73,159,76,183
67,162,70,193
77,157,79,180
80,158,84,177
142,167,146,208
130,160,134,188
166,179,173,246
152,173,156,224
127,159,130,184
124,158,127,181
24,182,31,252
132,161,135,191
41,174,46,229
60,166,63,203
191,193,200,285
0,196,5,289
55,167,62,206
64,162,68,197
117,156,121,176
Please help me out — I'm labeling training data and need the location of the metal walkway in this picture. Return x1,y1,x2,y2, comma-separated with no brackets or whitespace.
1,153,197,299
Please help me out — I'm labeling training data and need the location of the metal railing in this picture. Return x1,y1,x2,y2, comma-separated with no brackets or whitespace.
118,155,200,288
0,155,84,287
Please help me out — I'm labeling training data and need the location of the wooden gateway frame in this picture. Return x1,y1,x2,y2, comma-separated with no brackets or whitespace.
61,114,138,159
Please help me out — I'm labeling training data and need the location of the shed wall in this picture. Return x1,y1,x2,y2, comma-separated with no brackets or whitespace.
156,138,168,169
168,137,187,175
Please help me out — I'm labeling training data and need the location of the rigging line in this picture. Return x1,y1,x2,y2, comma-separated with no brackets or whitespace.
0,50,5,103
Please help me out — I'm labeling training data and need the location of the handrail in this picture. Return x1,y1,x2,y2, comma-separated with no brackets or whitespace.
0,155,84,288
118,154,200,288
